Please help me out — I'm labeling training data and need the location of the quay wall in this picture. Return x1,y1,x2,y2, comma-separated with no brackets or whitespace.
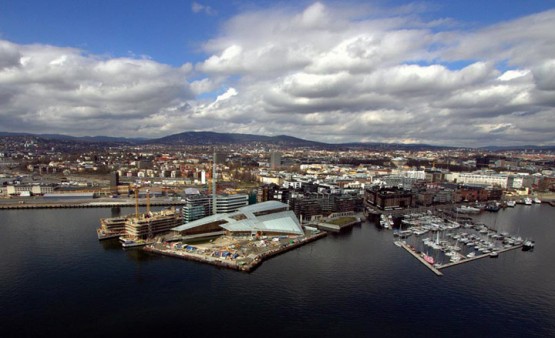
0,200,183,209
317,219,360,232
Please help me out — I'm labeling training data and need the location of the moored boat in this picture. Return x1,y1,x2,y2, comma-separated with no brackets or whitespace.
485,202,501,212
455,205,481,214
523,240,535,251
421,252,435,265
394,240,404,247
524,197,532,205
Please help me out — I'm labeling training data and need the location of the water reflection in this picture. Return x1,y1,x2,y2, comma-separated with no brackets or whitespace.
110,206,121,217
99,238,122,251
124,247,162,262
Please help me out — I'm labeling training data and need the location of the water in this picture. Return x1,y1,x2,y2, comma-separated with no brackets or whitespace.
1,205,554,337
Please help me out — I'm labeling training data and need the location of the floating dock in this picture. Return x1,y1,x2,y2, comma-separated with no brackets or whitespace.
400,241,525,276
400,242,443,276
436,244,523,270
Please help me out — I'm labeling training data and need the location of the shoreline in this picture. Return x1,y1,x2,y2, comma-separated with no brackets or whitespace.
0,198,182,209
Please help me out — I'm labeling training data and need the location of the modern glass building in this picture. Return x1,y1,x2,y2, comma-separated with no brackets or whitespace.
182,194,249,223
172,201,304,237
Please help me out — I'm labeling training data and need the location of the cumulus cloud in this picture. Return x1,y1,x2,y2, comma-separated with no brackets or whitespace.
190,2,555,146
1,2,554,146
0,41,194,137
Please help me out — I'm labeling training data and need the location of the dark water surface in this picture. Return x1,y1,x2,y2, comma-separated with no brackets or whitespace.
1,205,554,337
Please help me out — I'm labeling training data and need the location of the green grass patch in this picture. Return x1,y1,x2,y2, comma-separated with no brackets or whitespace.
328,217,357,226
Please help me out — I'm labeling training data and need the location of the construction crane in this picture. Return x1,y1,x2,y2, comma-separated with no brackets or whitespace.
146,188,151,216
133,184,140,219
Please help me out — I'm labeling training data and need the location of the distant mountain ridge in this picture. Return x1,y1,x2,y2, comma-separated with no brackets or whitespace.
0,131,140,143
150,131,324,147
1,130,553,151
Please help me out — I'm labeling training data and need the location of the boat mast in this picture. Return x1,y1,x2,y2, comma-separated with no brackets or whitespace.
212,149,217,216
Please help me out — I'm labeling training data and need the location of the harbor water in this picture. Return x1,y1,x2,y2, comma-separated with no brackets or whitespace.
1,204,554,337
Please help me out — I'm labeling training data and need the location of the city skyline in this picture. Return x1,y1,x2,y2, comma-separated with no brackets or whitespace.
0,1,554,147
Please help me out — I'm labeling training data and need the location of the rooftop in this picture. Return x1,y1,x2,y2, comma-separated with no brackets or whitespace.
172,201,303,235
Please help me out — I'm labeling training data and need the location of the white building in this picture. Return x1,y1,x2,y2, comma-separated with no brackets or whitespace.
454,173,509,188
283,180,302,189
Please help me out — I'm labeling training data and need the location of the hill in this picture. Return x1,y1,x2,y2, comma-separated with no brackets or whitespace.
149,131,325,147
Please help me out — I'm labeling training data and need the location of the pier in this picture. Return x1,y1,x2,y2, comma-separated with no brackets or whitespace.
400,242,443,276
400,240,525,276
436,244,523,270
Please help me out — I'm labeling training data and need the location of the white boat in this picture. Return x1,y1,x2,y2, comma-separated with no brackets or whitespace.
524,197,532,205
455,205,481,214
412,228,429,236
506,200,516,207
523,240,535,251
394,240,404,247
380,214,392,229
533,197,542,204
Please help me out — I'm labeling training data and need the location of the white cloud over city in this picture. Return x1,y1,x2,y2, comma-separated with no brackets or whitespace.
0,2,554,146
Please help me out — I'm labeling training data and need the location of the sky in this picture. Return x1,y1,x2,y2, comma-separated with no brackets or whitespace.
0,0,554,147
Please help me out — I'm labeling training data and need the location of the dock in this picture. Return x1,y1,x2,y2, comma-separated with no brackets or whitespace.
436,244,523,270
400,241,524,276
400,242,443,276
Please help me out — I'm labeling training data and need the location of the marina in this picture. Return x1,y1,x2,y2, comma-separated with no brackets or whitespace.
393,211,533,275
399,241,443,276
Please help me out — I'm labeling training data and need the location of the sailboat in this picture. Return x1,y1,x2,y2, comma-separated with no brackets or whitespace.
421,252,435,265
394,221,407,247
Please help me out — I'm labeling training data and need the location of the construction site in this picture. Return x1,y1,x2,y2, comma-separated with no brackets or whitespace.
144,229,326,272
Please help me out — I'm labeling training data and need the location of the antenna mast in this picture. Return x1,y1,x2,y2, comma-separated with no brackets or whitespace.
212,149,217,215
